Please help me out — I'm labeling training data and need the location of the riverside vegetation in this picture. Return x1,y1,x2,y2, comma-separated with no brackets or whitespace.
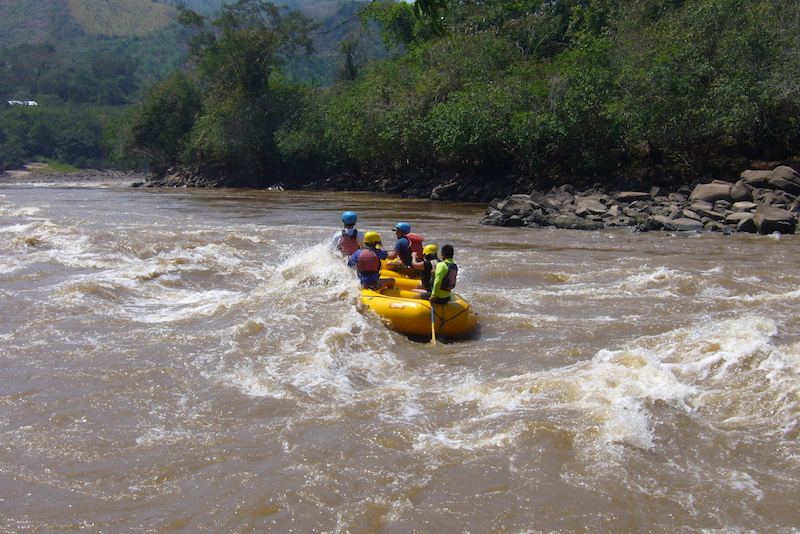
6,0,800,234
114,1,800,203
0,0,386,171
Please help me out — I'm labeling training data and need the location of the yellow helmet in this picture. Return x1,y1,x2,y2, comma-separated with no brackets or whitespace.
423,244,438,256
364,232,381,246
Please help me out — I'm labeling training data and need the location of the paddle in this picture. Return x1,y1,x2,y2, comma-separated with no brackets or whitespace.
430,303,436,345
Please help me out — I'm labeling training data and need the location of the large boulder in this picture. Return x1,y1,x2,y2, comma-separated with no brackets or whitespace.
639,215,704,232
740,169,772,187
765,166,800,195
753,205,797,234
753,189,796,207
665,217,705,231
737,214,758,233
529,190,562,213
725,211,753,224
741,166,800,195
430,181,460,200
615,191,652,202
722,212,756,233
731,201,758,212
576,198,608,215
548,213,604,230
730,179,754,202
493,194,539,217
689,181,733,203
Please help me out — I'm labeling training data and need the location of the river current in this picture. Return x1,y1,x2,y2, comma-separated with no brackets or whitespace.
1,179,799,533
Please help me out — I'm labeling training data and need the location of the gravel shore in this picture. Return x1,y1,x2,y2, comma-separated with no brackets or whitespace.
0,167,152,185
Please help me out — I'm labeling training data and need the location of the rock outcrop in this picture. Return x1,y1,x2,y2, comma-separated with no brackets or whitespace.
481,166,800,234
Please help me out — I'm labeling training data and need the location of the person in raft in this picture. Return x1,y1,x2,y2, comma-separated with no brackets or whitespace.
428,244,458,304
348,232,395,290
386,222,420,277
411,244,439,298
332,211,364,257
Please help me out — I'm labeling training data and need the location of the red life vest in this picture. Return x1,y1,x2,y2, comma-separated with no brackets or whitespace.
441,261,458,291
338,229,360,256
356,248,381,274
406,233,424,257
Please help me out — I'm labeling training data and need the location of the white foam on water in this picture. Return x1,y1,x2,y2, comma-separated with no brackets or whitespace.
420,313,800,465
720,469,765,501
619,265,709,297
414,423,522,452
126,288,244,323
656,315,778,382
576,348,697,449
134,425,196,448
444,347,694,452
732,287,800,304
49,238,272,325
1,216,121,271
0,203,42,217
215,320,405,402
219,359,292,399
0,222,38,235
207,244,412,401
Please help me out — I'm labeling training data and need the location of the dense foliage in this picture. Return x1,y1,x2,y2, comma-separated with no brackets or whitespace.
8,0,800,194
107,0,800,195
0,19,188,171
0,104,121,170
109,0,318,185
0,0,384,172
274,0,800,194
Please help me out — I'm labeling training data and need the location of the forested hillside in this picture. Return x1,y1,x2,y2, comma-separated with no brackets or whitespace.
0,0,387,171
108,0,800,200
0,0,179,48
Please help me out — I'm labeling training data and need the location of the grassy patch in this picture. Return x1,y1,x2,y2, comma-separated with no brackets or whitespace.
29,161,82,173
67,0,178,37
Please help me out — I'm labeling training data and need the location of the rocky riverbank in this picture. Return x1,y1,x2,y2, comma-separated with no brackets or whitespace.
0,165,151,185
7,161,799,235
480,165,800,234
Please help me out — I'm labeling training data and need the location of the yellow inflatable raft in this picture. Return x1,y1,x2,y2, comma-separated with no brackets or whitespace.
359,276,478,338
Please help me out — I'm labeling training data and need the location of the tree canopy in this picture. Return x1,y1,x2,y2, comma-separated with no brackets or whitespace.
106,0,800,197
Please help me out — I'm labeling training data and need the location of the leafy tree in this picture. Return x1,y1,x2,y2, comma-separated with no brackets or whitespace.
113,0,800,192
0,131,25,171
337,28,368,82
610,0,783,172
369,1,436,48
108,72,202,173
0,104,120,169
180,0,317,184
111,0,318,184
180,0,316,96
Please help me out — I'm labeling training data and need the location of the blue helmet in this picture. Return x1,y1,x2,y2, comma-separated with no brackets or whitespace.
394,222,411,234
342,211,357,225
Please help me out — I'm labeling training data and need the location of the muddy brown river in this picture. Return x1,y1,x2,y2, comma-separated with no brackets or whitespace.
1,180,799,532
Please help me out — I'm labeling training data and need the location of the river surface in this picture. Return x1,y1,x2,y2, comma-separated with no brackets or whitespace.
1,179,799,533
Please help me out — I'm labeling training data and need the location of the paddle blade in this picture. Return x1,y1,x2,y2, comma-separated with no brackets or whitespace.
430,304,436,345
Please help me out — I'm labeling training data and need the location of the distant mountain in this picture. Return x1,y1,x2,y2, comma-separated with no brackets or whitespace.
0,0,376,47
69,0,177,36
0,0,390,86
161,0,225,15
0,0,391,171
162,0,357,20
0,0,180,48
